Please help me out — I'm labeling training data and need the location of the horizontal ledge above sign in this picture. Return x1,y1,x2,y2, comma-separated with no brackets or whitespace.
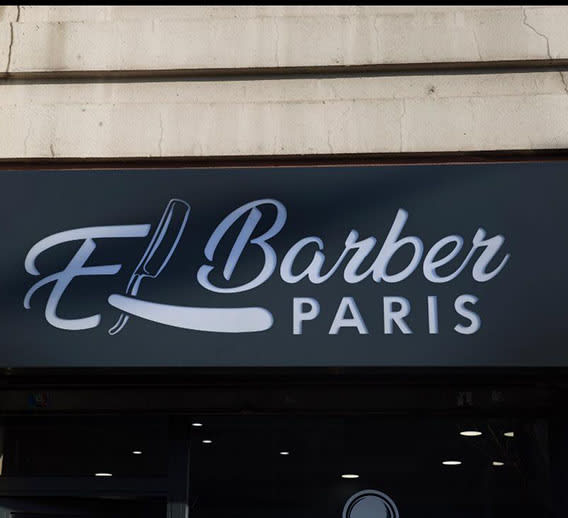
1,6,568,73
1,59,568,82
2,150,568,171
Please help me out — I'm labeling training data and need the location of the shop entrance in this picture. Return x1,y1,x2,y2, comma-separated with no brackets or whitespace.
0,369,565,517
0,415,564,517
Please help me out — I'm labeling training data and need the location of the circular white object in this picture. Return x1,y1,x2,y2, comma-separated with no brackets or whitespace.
342,489,399,518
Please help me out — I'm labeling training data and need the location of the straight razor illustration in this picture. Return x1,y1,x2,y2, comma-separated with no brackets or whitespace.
107,295,273,333
108,198,191,335
108,197,274,335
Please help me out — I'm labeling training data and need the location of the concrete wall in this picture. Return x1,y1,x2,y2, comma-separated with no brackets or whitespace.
0,5,567,158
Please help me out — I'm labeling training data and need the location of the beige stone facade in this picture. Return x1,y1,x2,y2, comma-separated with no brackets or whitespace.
0,5,567,158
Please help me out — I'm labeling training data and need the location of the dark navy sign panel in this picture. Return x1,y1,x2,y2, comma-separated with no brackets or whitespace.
1,163,567,367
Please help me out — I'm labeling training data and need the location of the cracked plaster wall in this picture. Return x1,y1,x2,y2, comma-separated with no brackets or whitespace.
0,5,567,157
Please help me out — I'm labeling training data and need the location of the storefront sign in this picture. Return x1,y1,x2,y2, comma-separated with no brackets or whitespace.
2,163,567,366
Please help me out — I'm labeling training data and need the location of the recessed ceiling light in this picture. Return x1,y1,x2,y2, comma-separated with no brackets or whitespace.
460,430,482,437
504,431,514,438
192,422,203,427
95,472,112,477
132,450,142,455
341,474,359,479
202,439,212,444
279,451,290,456
492,461,505,466
442,461,462,466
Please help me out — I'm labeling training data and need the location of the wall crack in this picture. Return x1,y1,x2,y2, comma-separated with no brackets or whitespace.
158,113,164,156
521,8,567,95
560,71,568,96
23,121,31,155
471,27,482,60
5,5,20,73
522,7,552,59
273,17,280,67
399,99,406,152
